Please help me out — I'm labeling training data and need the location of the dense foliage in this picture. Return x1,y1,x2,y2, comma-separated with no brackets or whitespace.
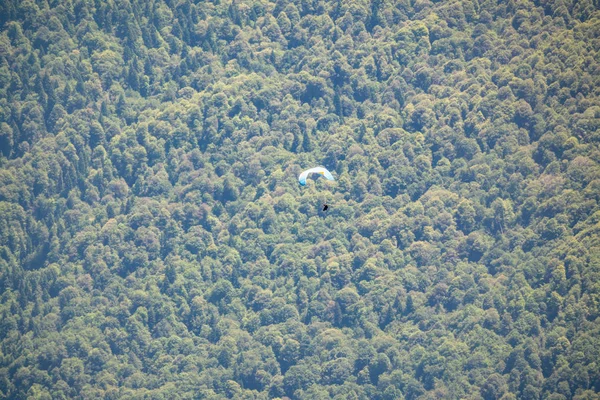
1,0,600,398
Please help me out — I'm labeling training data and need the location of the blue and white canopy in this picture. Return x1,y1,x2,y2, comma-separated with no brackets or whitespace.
298,166,335,186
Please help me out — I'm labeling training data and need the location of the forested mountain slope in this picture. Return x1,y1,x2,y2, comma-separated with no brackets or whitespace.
1,0,600,398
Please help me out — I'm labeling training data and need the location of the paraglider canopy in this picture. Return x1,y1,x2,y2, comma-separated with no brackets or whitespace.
298,166,335,186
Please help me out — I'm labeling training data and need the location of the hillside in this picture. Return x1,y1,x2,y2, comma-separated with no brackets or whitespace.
1,0,600,398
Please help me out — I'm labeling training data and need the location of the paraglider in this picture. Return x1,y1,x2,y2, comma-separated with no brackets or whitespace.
298,166,335,186
298,167,335,212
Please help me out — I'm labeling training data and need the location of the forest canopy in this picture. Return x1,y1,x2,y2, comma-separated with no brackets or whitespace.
0,0,600,399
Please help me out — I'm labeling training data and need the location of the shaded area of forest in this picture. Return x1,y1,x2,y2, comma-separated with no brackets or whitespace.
0,0,600,398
